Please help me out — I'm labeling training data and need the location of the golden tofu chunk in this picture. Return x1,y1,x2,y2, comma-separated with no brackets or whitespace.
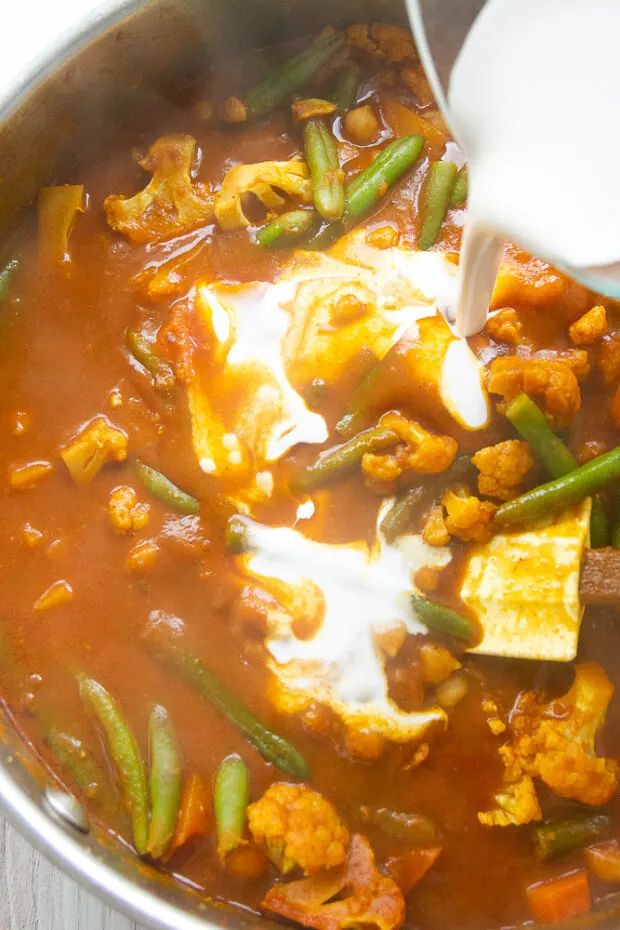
463,500,591,661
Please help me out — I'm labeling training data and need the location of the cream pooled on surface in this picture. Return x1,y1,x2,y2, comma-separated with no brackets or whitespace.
236,515,451,742
187,230,489,501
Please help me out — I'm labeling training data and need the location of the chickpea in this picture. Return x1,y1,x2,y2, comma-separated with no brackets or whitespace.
331,292,367,326
219,96,247,124
343,105,380,145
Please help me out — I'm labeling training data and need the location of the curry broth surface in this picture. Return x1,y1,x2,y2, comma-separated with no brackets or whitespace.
0,36,619,930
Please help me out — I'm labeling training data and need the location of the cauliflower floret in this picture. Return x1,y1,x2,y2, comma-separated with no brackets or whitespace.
443,487,497,543
422,504,451,547
214,160,312,231
491,245,589,320
478,745,542,827
485,308,523,346
422,489,497,546
472,440,534,501
262,833,405,930
248,783,350,876
361,413,457,483
488,356,581,429
569,305,608,346
537,348,592,382
400,65,434,106
346,23,416,63
61,417,128,485
108,486,150,533
105,135,213,244
512,663,618,807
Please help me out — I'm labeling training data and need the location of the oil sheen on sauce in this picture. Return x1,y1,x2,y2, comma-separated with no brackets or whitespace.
447,0,620,336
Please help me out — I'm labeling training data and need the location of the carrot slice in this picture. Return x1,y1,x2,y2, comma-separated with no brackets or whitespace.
169,773,212,855
383,847,441,896
381,98,446,159
585,840,620,883
526,870,591,925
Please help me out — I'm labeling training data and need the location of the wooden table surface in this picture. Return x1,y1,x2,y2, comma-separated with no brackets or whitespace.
0,817,145,930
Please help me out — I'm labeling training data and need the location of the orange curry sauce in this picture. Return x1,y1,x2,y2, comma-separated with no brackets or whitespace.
1,23,620,930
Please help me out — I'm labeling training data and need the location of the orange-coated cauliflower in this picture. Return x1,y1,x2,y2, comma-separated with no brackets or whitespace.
61,417,128,485
443,487,497,543
108,486,150,533
491,245,589,320
247,783,350,876
472,440,534,501
346,24,416,63
542,348,592,382
422,488,497,546
361,413,457,483
262,833,405,930
511,663,618,807
400,65,434,106
478,745,542,827
214,160,312,231
569,305,608,346
422,504,451,547
485,308,523,346
487,356,581,429
105,135,213,244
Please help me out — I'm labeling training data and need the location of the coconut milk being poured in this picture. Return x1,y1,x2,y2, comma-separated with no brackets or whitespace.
447,0,620,337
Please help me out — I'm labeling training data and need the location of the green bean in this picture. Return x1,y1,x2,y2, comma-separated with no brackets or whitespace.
301,135,424,250
45,726,115,808
304,119,344,221
78,675,149,855
410,594,480,645
612,489,620,550
505,393,608,545
450,166,468,206
136,461,200,515
359,805,438,844
590,496,610,548
301,219,344,251
344,135,425,220
505,394,577,478
0,259,19,307
532,813,612,862
290,425,399,492
144,632,308,777
0,625,118,815
336,357,382,438
495,447,620,527
244,34,346,120
380,488,424,543
225,515,255,553
127,330,175,393
418,161,458,251
214,754,250,860
257,210,315,248
332,61,361,113
147,705,182,859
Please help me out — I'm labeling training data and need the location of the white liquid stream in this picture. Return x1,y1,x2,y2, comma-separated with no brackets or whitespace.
448,0,620,336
